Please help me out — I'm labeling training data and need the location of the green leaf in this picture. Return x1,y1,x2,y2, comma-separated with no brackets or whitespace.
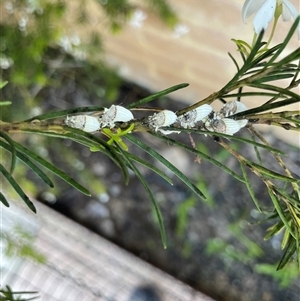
126,134,207,201
0,191,10,207
234,97,300,118
24,106,104,122
21,128,130,185
250,133,263,165
253,73,294,83
0,81,8,89
251,44,282,66
61,129,130,185
177,128,285,154
277,236,297,270
0,101,12,106
128,83,189,108
248,83,300,99
13,141,91,196
224,30,265,90
153,133,246,183
264,220,285,240
240,163,262,212
0,139,54,188
68,128,129,171
124,152,173,185
274,187,300,207
266,16,300,67
117,144,167,248
0,285,39,300
267,186,295,239
0,131,17,174
222,91,278,99
228,51,240,72
273,46,300,70
250,161,299,182
0,164,36,213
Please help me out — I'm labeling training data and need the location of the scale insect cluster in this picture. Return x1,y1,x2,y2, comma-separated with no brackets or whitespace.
64,100,248,136
99,105,134,129
64,105,134,133
148,110,178,134
177,104,213,129
204,100,249,135
64,115,101,133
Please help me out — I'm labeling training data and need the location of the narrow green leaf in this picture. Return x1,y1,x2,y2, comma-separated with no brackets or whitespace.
281,227,291,250
21,128,130,185
24,106,104,122
0,131,17,174
179,128,285,154
126,134,207,201
67,129,130,185
264,220,284,240
224,30,265,90
267,186,295,239
251,44,282,66
13,141,91,196
291,59,300,85
273,47,300,69
234,97,300,118
248,83,300,99
0,101,12,106
222,91,278,99
250,133,263,165
250,161,298,182
240,163,262,212
0,81,8,89
228,51,240,72
277,236,297,270
125,152,173,185
0,191,9,207
274,187,300,207
245,66,300,77
0,164,36,213
152,132,246,183
128,83,189,108
267,16,300,67
0,140,54,188
117,144,167,248
253,73,294,83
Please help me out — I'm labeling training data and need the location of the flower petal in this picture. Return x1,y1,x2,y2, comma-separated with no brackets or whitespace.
242,0,266,23
282,0,300,39
253,0,276,33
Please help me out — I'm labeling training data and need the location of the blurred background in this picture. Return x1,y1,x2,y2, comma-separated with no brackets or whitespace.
1,0,300,300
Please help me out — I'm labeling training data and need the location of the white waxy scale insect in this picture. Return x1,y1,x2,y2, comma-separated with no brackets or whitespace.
205,117,241,136
177,104,213,128
64,115,101,133
219,100,248,129
99,105,134,128
148,110,178,134
219,100,247,117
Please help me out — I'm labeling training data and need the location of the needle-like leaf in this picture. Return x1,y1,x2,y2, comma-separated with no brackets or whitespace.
0,191,9,207
0,163,36,212
128,83,189,108
240,163,262,212
12,141,91,196
0,131,16,174
126,134,206,201
117,144,167,248
0,140,54,188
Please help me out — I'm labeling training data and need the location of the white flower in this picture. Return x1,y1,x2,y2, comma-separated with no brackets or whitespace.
173,24,190,38
129,9,147,28
242,0,300,39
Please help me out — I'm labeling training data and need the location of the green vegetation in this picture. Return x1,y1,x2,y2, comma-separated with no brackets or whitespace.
0,1,299,298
